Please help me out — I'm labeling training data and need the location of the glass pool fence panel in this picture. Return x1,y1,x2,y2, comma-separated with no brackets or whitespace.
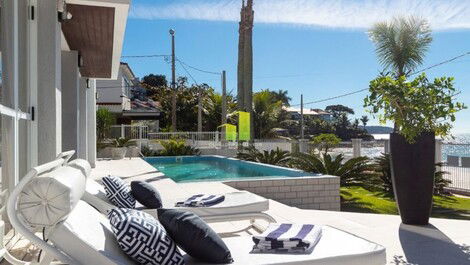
442,143,470,193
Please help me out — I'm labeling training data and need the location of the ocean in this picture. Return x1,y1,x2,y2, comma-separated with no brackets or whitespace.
364,133,470,161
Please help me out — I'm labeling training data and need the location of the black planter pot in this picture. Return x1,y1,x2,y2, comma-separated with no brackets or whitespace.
390,132,435,225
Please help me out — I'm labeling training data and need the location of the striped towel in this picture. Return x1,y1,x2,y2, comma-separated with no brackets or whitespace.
175,194,225,207
252,223,322,254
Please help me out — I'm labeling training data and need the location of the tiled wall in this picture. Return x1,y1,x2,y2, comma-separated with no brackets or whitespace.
225,176,341,211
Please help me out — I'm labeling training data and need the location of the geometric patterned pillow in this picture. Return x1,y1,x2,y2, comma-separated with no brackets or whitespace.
108,208,185,265
102,176,136,209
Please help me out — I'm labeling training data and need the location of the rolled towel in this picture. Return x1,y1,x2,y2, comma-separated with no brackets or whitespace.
252,224,322,253
175,194,225,207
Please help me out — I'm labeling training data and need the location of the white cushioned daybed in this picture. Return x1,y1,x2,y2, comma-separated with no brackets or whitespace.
7,156,386,265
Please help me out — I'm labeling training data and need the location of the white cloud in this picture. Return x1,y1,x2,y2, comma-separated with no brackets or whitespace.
129,0,470,30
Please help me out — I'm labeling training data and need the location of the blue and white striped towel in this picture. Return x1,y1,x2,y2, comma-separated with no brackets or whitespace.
175,194,225,207
252,223,322,254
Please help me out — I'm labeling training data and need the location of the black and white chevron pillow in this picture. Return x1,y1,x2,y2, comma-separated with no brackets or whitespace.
108,208,185,265
102,176,136,208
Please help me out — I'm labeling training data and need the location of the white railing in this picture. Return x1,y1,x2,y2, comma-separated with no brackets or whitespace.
110,125,149,140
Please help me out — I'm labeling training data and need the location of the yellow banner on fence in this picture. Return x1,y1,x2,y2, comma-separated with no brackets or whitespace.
219,124,237,141
238,111,251,141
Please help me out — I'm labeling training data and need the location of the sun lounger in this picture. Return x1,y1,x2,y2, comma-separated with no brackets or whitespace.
7,157,386,265
68,159,276,226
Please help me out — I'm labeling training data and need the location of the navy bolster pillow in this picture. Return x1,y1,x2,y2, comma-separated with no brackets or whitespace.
131,181,163,209
158,209,233,264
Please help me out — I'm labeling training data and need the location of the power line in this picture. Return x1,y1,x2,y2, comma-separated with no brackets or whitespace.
410,51,470,76
121,54,170,58
177,60,199,85
176,58,221,76
292,51,470,107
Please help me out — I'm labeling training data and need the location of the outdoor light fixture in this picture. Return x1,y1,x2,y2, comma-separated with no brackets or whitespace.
86,78,90,89
78,53,84,68
169,29,175,36
58,1,72,22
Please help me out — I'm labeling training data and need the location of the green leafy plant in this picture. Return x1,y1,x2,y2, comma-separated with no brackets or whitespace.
96,108,115,141
372,153,452,196
158,139,200,156
291,152,373,186
364,74,466,143
237,146,291,166
311,133,341,154
141,145,159,157
108,138,136,148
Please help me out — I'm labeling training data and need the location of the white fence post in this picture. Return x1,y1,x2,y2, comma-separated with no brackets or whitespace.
299,139,309,153
120,124,125,139
352,139,362,158
384,139,390,154
436,139,443,170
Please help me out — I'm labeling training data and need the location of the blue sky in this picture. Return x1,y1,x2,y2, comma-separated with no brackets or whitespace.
122,0,470,133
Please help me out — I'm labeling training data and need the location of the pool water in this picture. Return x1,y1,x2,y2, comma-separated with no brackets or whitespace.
145,156,311,182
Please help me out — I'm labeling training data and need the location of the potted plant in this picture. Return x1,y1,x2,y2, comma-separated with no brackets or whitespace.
364,74,465,224
108,138,136,160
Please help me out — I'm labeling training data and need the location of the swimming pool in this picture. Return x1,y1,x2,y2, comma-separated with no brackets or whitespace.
145,155,314,182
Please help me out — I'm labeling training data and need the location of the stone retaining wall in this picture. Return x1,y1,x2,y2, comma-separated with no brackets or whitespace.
225,175,340,211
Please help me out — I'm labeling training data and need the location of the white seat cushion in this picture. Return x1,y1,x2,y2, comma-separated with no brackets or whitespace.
84,179,269,218
184,226,386,265
48,201,134,265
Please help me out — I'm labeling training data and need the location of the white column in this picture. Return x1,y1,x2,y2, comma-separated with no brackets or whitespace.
61,51,80,157
37,0,62,163
383,139,390,154
87,79,97,167
352,139,362,158
436,139,443,171
78,78,88,160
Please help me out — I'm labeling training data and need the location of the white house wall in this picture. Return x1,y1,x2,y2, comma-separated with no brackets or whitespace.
37,0,62,164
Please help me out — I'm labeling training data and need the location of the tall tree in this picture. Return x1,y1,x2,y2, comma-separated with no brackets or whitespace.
326,104,355,118
142,74,167,87
368,16,432,78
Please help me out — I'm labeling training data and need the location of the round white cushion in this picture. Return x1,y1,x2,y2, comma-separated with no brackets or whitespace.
18,165,87,228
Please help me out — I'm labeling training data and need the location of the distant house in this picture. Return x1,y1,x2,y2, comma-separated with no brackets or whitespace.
283,107,333,122
97,63,161,124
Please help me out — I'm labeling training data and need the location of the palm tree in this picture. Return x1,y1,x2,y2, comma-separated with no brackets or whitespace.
368,16,432,78
253,90,283,138
360,115,369,129
272,89,292,106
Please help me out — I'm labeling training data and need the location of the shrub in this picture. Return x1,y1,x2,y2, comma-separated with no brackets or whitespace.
372,153,452,196
158,139,200,156
291,152,374,186
96,108,115,141
237,146,291,166
141,145,159,157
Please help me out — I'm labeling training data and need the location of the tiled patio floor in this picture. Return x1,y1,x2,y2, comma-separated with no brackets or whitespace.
2,158,470,265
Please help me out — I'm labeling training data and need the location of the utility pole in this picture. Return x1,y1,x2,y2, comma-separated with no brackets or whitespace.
197,85,202,132
221,71,227,125
170,29,177,132
300,94,304,139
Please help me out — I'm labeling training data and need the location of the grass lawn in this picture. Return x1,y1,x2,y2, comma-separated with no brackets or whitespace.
341,186,470,220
